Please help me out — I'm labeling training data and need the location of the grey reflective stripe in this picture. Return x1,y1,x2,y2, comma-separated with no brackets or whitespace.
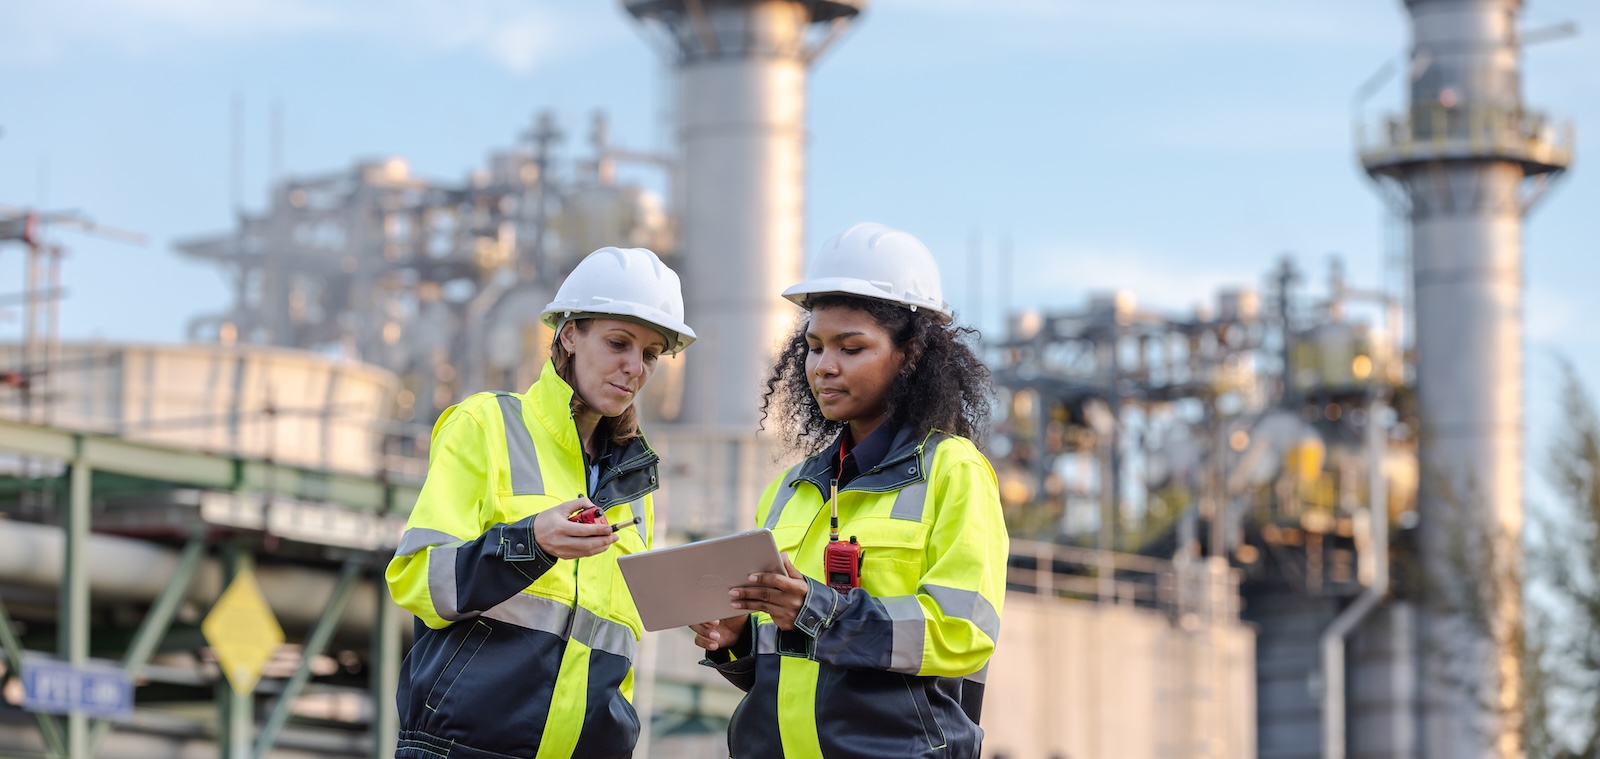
482,594,638,662
495,394,544,495
393,528,459,558
882,595,927,674
890,479,929,522
920,584,1002,642
572,606,637,661
427,543,471,622
762,466,802,529
482,592,570,636
889,434,946,522
753,622,779,655
965,661,990,685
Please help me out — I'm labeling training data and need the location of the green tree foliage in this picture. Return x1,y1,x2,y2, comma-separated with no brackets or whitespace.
1525,362,1600,758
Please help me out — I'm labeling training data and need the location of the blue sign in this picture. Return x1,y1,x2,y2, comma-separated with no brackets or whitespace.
21,658,133,719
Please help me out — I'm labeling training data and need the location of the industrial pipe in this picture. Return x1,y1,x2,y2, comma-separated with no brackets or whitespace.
0,521,387,636
1321,395,1390,759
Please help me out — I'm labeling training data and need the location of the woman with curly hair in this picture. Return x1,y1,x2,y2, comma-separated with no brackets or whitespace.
690,223,1008,759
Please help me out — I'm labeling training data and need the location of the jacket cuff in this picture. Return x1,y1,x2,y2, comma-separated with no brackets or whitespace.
700,648,757,692
794,576,842,638
497,515,556,569
702,652,756,674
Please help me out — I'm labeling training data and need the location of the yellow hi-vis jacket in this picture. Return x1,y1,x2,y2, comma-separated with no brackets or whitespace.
386,360,657,759
705,426,1007,759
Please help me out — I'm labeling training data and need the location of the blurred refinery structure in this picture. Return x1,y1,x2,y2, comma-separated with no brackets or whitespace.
174,114,676,448
0,0,1572,757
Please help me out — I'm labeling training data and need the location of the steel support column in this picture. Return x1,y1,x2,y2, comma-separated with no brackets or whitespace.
219,545,255,759
370,566,401,759
60,460,91,757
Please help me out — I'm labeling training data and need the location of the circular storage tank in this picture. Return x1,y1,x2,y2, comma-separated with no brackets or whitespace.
0,342,399,475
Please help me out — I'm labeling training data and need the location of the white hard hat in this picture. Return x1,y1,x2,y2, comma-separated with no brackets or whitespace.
782,222,952,322
541,246,696,354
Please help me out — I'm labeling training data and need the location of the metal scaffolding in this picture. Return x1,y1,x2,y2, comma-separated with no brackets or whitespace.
0,416,417,758
983,256,1416,759
177,112,676,432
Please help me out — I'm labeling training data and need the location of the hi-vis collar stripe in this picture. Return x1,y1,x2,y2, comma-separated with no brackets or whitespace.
763,465,803,530
891,479,929,522
495,394,544,495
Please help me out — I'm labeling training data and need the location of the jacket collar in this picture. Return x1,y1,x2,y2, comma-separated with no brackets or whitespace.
525,359,660,504
527,359,582,453
792,424,940,497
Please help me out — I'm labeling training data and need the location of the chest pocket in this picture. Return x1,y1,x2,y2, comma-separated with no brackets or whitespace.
844,516,929,597
497,494,563,524
606,502,648,557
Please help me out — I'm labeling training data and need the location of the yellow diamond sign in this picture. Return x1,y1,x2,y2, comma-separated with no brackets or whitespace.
202,569,285,696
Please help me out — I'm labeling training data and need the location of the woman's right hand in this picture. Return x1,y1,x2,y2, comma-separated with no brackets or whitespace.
690,617,746,652
532,498,618,559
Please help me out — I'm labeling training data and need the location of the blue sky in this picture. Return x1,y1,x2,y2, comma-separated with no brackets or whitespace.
2,0,1597,491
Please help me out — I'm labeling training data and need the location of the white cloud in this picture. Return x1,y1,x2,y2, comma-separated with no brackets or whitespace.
0,0,617,74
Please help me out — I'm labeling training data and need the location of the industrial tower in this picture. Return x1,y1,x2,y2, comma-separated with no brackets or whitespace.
1359,0,1572,755
624,0,864,431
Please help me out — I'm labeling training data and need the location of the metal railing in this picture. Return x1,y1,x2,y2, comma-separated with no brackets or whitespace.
1006,538,1240,625
1357,103,1574,169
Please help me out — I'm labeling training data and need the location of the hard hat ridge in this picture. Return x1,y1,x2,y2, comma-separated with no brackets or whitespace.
782,222,952,322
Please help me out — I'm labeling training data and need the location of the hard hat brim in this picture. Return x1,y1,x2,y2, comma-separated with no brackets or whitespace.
781,277,953,323
540,302,697,354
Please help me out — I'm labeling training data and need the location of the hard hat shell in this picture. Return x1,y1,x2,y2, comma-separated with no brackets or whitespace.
541,246,696,354
781,222,952,322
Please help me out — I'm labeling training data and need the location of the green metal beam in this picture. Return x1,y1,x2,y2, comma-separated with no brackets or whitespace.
252,559,361,759
60,461,90,758
86,529,207,755
0,418,420,515
219,546,255,759
0,593,67,758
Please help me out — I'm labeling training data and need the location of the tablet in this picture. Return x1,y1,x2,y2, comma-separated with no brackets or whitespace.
617,528,783,632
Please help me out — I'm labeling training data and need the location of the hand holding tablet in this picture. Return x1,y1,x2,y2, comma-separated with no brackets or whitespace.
616,528,783,632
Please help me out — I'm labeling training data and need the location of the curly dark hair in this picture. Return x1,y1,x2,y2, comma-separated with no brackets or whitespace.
759,294,993,456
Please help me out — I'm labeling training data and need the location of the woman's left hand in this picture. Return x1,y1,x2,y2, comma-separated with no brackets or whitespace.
729,553,813,631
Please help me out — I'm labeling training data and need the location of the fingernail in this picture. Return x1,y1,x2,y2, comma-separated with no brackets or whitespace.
728,590,738,597
748,574,758,582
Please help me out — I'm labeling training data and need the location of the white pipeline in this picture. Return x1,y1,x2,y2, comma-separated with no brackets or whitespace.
0,520,387,635
1321,396,1390,759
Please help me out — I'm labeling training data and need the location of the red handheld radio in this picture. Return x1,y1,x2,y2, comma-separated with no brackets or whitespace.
824,479,862,594
569,503,607,525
